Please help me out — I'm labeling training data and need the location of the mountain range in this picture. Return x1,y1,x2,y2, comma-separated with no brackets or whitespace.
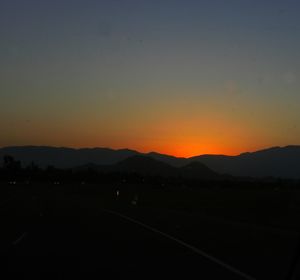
85,155,221,180
76,155,221,180
0,145,300,178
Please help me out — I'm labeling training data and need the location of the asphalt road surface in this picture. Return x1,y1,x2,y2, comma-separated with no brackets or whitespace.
2,199,254,280
1,186,299,280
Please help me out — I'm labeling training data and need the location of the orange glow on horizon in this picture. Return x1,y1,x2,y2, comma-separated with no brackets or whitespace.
1,137,277,158
2,108,275,158
99,141,263,158
145,144,245,158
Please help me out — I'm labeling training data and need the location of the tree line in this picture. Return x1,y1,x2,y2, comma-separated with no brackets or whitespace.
0,155,299,190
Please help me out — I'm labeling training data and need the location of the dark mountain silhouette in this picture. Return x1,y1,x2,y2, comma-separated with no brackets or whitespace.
179,161,220,180
111,155,177,177
1,145,300,178
74,155,221,180
191,146,300,178
0,146,139,168
146,152,186,167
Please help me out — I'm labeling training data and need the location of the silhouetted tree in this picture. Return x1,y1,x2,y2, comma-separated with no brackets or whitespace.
3,155,21,171
1,155,22,181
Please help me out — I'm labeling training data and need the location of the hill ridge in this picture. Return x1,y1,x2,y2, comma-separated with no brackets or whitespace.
1,145,300,178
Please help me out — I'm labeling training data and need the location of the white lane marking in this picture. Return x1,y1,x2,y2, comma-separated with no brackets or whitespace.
103,209,257,280
12,232,28,246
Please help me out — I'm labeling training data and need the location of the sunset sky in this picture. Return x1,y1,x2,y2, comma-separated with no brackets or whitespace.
1,0,300,157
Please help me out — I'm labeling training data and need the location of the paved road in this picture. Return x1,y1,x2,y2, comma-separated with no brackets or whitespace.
4,203,252,280
2,187,299,280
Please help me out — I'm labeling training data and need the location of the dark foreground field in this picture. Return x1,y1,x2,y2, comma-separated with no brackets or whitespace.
1,182,300,280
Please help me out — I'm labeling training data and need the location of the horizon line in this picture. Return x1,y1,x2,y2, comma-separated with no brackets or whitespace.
1,144,299,159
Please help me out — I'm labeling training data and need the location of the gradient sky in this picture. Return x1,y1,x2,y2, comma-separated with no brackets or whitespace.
1,0,300,157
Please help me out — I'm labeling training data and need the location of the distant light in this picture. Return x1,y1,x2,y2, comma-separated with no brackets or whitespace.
116,190,120,196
